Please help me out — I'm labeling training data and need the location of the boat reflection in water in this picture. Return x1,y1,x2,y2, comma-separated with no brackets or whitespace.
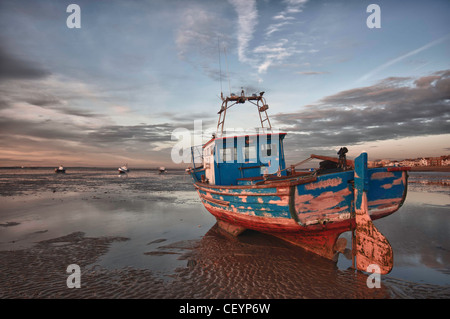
188,90,410,274
161,222,394,298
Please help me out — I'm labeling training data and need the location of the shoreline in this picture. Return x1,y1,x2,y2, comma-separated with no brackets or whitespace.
409,166,450,172
1,166,449,171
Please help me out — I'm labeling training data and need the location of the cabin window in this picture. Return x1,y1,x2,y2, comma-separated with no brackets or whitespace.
261,144,277,157
220,147,236,162
243,145,257,161
220,148,230,162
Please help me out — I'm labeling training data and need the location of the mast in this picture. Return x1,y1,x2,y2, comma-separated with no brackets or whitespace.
216,90,272,137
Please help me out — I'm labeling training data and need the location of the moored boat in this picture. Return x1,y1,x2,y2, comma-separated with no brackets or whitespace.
159,166,167,174
188,90,409,274
55,165,66,173
118,164,129,174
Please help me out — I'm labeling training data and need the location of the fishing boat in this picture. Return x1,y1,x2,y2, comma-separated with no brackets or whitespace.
118,164,129,174
159,166,167,174
55,165,66,173
188,90,409,274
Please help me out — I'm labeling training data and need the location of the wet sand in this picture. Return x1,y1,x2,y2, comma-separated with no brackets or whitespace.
0,168,449,299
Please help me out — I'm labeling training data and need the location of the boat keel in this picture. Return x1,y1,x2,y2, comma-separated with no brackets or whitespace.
270,228,346,260
216,219,247,236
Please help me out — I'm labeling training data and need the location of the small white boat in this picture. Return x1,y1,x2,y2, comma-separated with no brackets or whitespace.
118,164,129,174
159,166,167,174
55,165,66,173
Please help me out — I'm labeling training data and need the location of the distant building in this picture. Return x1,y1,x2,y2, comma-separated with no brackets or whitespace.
441,155,450,166
427,157,442,166
399,159,418,167
372,154,449,167
418,158,428,166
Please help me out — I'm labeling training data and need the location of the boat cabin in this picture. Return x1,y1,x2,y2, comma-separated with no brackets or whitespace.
191,132,287,186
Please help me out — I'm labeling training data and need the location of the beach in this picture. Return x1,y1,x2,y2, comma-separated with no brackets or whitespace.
0,168,449,299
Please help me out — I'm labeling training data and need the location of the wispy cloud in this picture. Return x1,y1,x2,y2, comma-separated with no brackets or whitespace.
357,34,450,83
265,0,308,37
248,0,310,75
253,39,299,74
175,4,233,81
283,0,309,14
228,0,258,64
297,71,329,75
265,21,292,37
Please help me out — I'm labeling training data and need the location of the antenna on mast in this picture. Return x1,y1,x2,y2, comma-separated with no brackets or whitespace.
218,37,223,100
224,46,231,96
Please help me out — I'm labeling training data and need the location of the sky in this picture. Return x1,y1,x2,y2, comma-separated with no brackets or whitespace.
0,0,449,168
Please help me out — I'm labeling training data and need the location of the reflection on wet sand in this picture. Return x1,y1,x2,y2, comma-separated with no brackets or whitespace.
168,224,393,299
0,225,385,299
1,223,448,299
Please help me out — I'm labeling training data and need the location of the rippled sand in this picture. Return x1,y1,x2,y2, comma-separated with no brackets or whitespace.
1,226,448,299
0,169,449,299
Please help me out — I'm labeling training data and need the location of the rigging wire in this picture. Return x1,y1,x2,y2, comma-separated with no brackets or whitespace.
217,37,223,97
224,46,231,96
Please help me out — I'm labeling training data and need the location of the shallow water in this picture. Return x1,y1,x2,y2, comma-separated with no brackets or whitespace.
0,168,448,298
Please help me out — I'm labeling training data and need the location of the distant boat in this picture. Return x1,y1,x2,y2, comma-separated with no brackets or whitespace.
159,166,167,174
118,164,129,174
55,165,66,173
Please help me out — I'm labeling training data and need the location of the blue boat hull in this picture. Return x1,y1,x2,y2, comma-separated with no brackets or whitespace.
193,166,408,259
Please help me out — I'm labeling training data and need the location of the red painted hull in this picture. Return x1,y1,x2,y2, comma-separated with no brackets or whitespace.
202,201,354,260
194,168,408,262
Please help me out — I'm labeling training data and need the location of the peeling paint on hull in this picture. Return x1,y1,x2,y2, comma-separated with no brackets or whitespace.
194,166,408,262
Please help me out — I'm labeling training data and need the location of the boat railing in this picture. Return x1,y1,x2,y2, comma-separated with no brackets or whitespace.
190,145,204,169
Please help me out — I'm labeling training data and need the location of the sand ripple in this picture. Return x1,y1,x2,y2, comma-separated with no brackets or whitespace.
1,228,449,299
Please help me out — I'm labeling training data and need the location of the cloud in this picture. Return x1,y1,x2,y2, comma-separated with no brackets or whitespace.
175,4,233,81
265,21,292,37
357,34,450,83
0,75,104,124
176,6,222,60
236,0,310,75
283,0,309,14
85,123,176,146
253,39,300,74
272,14,295,21
274,70,450,153
297,71,329,75
176,0,311,79
0,109,193,166
228,0,258,64
0,117,84,141
0,72,213,166
0,46,50,81
265,0,308,36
